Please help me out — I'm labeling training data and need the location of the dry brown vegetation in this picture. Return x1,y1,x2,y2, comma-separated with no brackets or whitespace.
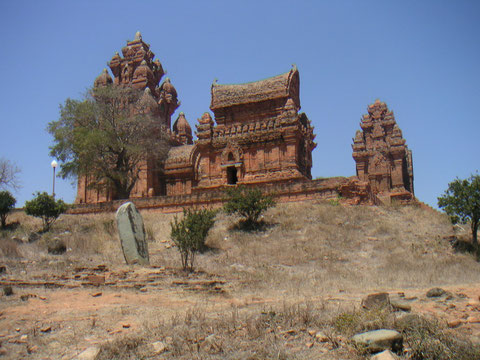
1,201,480,359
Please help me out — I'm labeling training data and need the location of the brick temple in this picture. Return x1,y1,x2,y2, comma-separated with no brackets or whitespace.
76,32,317,205
352,99,414,202
74,32,414,212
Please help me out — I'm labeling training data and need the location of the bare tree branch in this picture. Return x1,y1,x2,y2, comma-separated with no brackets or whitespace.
0,158,21,192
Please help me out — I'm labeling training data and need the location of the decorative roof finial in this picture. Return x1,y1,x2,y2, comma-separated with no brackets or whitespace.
135,31,142,41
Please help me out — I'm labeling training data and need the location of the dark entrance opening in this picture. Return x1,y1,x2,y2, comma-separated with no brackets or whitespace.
227,166,238,185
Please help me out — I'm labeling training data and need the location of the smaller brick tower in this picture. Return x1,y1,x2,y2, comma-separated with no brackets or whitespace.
352,99,414,202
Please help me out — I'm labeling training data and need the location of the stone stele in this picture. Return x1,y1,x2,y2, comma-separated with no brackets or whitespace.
116,202,149,265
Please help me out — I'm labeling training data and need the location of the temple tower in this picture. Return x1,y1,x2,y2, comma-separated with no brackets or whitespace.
352,99,414,201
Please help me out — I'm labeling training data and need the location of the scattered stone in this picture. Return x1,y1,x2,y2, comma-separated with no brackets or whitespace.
122,323,131,328
20,334,28,341
76,346,100,360
27,345,39,354
352,329,403,353
85,275,105,286
3,286,13,296
150,341,167,355
116,202,149,265
40,326,52,333
447,319,463,328
445,291,455,300
315,331,329,342
20,294,37,301
281,329,297,336
200,334,221,353
47,238,66,255
426,287,446,298
91,292,102,297
390,298,411,312
371,349,399,360
467,316,480,324
38,295,47,300
11,236,23,243
306,342,314,348
362,292,391,310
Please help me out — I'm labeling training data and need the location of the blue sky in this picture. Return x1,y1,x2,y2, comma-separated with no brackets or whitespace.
0,0,479,208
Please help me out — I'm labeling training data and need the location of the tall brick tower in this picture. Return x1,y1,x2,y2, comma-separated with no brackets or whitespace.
352,99,414,202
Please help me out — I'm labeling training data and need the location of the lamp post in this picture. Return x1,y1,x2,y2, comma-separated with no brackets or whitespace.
51,160,58,199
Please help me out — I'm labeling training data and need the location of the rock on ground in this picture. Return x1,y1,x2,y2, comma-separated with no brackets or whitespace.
352,329,403,353
362,292,391,310
371,349,399,359
75,346,100,360
390,298,412,311
426,287,446,297
116,202,149,265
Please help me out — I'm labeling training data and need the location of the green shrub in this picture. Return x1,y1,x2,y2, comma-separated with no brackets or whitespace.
0,191,16,228
223,186,275,230
24,192,67,232
170,208,217,271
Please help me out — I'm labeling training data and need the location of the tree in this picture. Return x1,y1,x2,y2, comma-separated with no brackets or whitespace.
24,192,67,232
223,186,275,230
0,158,21,191
48,85,170,200
0,191,16,229
438,174,480,247
170,208,217,271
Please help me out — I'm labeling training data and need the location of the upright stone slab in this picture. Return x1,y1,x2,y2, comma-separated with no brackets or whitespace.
116,202,149,265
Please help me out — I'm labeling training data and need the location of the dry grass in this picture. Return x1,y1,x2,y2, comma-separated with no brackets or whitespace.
96,301,356,360
2,201,478,295
2,201,480,359
198,202,479,297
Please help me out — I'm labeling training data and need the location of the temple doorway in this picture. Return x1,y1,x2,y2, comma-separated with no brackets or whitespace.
227,166,238,185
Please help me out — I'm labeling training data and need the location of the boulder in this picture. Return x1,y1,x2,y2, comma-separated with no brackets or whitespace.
390,298,411,312
426,287,446,298
371,350,399,359
116,202,149,265
76,346,100,360
352,329,403,353
362,292,391,310
150,341,167,355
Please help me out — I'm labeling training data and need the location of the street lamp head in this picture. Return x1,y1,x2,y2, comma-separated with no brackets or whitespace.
51,160,58,169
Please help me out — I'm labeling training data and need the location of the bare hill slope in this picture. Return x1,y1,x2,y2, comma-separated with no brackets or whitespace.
1,202,479,359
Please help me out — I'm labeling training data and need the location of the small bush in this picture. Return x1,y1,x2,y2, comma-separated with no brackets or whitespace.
170,208,217,271
24,192,67,232
224,186,275,230
0,191,16,228
47,238,67,255
402,316,480,360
